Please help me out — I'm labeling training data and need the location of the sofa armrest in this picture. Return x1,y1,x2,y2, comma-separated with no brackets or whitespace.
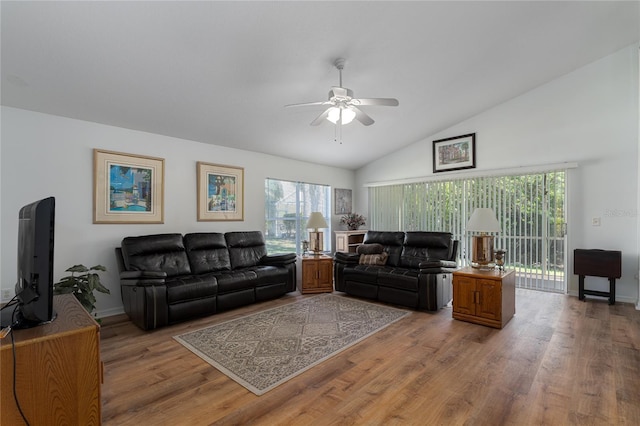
419,259,457,269
334,252,360,264
260,253,297,265
120,282,168,330
120,270,167,286
419,259,458,273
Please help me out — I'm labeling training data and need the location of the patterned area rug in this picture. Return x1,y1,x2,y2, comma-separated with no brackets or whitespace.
174,294,410,395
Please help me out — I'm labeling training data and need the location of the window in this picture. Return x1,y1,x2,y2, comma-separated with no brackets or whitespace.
265,178,331,254
368,171,567,293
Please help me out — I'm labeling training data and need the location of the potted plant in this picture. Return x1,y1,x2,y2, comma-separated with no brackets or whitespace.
53,264,110,320
340,213,366,230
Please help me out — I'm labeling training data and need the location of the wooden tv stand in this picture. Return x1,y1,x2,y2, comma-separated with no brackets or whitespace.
1,294,102,425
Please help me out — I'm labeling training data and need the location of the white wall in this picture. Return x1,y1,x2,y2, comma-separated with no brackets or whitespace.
356,44,640,305
1,107,355,316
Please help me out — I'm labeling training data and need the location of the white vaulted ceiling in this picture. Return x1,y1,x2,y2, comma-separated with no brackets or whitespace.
2,1,639,170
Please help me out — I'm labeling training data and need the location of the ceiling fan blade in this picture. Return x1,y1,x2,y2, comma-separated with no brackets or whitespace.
285,101,330,108
351,98,399,107
352,106,375,126
310,107,332,126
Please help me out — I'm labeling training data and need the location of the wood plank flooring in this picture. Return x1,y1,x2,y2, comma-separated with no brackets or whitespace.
100,290,640,425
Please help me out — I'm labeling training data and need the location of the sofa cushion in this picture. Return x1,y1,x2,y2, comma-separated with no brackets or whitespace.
166,275,218,304
184,233,231,274
400,232,453,268
359,252,389,266
363,231,404,266
377,267,419,291
121,233,192,277
344,264,380,284
243,265,289,286
214,270,259,293
225,231,268,269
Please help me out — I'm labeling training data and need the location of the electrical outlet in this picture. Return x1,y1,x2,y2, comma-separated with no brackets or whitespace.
592,217,601,226
2,289,12,301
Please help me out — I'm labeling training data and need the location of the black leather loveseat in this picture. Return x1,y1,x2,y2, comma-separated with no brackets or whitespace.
334,231,458,311
115,231,296,330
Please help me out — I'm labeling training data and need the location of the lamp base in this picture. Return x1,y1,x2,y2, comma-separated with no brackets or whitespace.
471,235,495,269
470,261,496,270
309,231,323,254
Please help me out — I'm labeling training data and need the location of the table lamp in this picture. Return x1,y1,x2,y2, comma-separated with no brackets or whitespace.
466,208,501,269
307,212,328,255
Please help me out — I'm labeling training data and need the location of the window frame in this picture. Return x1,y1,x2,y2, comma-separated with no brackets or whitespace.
265,178,331,255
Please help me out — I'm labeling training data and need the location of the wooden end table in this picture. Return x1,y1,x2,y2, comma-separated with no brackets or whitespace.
298,254,334,294
452,266,515,329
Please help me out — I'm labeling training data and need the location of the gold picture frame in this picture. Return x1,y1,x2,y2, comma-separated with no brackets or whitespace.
197,162,244,221
93,149,165,224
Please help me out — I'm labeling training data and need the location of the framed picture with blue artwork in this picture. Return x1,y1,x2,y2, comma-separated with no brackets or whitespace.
197,162,244,221
93,149,164,224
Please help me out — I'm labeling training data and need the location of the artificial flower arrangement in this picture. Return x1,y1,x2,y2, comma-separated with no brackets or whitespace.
340,213,366,230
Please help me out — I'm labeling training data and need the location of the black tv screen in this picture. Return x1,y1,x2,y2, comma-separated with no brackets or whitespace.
3,197,56,328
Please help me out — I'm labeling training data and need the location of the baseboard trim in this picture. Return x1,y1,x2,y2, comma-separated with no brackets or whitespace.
567,289,637,306
97,306,125,319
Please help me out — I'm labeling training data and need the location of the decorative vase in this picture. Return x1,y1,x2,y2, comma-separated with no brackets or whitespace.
348,225,359,231
495,249,506,271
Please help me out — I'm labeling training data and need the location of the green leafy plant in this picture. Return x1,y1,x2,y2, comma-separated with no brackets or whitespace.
340,213,366,230
53,265,110,316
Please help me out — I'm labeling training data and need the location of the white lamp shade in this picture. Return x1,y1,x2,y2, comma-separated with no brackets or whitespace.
327,107,355,124
466,208,501,233
306,212,328,230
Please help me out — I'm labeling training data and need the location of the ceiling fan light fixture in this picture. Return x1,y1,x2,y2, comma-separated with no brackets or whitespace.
327,106,355,124
285,58,397,128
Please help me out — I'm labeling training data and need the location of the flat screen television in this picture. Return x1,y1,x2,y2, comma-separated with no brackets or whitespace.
0,197,56,328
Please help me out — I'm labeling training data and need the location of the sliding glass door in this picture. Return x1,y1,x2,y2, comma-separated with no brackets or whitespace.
368,170,567,293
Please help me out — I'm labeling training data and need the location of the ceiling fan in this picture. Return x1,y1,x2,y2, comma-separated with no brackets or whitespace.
285,58,399,126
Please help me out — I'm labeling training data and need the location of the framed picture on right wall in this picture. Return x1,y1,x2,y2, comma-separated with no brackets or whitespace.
433,133,476,173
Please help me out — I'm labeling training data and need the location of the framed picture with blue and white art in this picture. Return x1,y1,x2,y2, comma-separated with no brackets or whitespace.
197,161,244,221
93,149,165,224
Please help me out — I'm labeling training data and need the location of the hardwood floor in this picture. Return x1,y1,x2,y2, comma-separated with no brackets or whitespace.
100,290,640,425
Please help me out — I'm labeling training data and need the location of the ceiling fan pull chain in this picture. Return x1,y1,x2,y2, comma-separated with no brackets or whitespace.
333,121,343,144
339,109,343,143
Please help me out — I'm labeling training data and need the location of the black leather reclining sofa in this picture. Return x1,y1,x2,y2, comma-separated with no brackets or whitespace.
334,231,458,311
115,231,296,330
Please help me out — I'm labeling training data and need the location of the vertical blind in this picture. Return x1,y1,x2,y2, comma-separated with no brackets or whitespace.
368,171,567,292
